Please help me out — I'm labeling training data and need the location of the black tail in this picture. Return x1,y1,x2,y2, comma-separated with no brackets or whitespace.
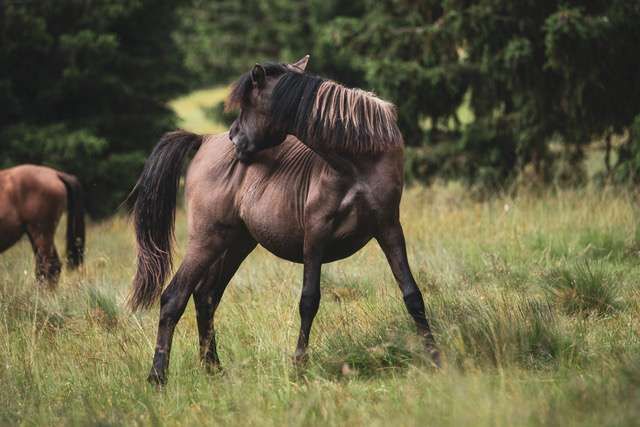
57,172,85,268
125,130,203,311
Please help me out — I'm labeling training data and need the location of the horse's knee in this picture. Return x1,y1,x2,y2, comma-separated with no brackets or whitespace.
194,293,215,314
158,302,180,328
158,285,192,327
299,291,320,316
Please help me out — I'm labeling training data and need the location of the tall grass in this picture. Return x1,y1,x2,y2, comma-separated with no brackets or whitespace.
1,185,639,425
1,88,639,425
544,261,621,316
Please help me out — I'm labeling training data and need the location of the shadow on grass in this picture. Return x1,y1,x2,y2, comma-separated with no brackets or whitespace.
296,291,582,382
320,273,372,303
302,321,430,381
431,293,578,370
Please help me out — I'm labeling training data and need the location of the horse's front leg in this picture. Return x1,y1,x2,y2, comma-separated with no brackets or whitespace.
294,240,323,364
376,222,441,367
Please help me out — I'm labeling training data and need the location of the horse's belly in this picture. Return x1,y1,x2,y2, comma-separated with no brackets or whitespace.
246,222,372,264
323,234,373,262
250,227,305,263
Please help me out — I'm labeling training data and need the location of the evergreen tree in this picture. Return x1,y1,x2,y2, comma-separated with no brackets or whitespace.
318,0,469,145
441,0,640,185
0,0,191,216
178,0,640,187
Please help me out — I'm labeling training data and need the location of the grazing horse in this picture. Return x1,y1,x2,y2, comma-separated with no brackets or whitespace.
0,164,85,284
128,56,440,385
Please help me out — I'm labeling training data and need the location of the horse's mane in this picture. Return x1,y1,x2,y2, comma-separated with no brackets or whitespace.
227,64,402,154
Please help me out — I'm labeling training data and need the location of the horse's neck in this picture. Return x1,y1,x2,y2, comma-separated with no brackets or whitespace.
287,130,353,176
308,148,357,177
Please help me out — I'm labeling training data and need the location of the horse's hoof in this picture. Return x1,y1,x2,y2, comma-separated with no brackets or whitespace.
203,361,224,375
147,370,167,386
293,351,308,366
428,346,442,368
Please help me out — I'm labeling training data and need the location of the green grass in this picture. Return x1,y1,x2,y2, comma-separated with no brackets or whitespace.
2,186,640,425
1,89,639,425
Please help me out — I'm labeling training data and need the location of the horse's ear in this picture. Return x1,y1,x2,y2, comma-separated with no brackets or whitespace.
287,54,310,73
251,64,266,88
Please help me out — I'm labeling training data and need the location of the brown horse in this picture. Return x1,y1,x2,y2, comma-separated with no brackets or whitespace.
0,164,85,284
128,56,439,385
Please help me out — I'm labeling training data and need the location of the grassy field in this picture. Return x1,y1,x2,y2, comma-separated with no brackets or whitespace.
1,90,640,426
169,86,229,134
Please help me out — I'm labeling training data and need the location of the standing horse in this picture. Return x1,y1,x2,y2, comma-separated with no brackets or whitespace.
0,164,85,284
128,57,440,385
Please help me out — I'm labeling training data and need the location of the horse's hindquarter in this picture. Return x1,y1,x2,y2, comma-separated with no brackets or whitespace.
17,167,66,223
0,165,66,252
0,171,23,252
184,134,247,239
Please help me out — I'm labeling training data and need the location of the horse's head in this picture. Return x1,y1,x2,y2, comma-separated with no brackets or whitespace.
227,55,309,162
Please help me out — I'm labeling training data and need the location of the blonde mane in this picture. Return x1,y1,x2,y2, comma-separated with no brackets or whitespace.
308,81,401,153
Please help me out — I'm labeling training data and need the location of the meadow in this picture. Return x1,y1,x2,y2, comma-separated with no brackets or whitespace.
1,89,640,426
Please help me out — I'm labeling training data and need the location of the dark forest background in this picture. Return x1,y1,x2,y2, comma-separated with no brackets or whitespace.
2,0,640,217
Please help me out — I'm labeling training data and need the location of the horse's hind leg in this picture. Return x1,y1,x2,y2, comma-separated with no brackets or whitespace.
192,235,256,371
148,233,235,385
26,226,61,286
376,223,441,367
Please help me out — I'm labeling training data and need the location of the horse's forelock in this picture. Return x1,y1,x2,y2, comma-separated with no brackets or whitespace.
225,73,252,112
226,63,289,112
